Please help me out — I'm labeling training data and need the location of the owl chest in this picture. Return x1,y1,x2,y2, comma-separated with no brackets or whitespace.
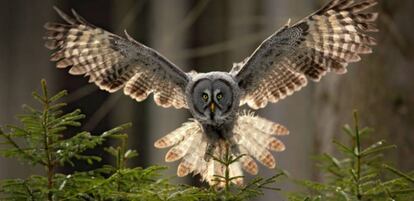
202,123,234,140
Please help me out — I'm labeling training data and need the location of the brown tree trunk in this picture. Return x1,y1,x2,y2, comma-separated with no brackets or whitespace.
0,0,54,179
146,0,190,183
110,0,152,168
259,0,317,198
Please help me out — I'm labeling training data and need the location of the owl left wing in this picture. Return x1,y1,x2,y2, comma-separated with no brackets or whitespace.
44,7,189,109
231,0,378,109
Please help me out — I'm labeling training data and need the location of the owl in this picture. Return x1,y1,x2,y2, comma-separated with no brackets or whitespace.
44,0,378,186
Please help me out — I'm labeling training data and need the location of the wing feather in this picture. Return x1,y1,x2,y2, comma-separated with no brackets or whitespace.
232,0,378,109
44,7,189,109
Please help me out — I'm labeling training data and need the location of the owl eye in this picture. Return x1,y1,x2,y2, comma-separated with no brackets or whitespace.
216,93,223,101
202,93,209,102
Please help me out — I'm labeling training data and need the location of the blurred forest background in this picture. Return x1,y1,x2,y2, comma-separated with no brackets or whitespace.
0,0,413,200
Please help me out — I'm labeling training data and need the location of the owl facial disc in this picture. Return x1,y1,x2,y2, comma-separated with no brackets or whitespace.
187,72,240,126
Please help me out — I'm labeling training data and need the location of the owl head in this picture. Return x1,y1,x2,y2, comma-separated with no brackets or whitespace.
186,72,240,126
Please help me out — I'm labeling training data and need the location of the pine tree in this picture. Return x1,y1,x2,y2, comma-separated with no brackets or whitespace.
1,80,413,200
288,111,414,201
0,80,284,201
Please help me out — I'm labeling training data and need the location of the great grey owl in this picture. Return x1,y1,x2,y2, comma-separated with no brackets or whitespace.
44,0,378,186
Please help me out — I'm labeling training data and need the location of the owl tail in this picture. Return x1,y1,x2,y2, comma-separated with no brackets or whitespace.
154,113,289,186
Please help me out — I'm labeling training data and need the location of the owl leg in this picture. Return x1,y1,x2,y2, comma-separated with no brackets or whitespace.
204,136,217,161
228,137,241,157
202,123,240,161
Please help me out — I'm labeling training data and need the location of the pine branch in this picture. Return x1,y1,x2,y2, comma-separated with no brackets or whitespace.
352,111,363,200
4,79,412,201
0,129,47,165
383,164,414,184
289,110,414,201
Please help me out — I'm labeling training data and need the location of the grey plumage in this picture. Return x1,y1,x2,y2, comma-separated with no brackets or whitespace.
45,7,189,109
233,0,378,109
44,0,378,186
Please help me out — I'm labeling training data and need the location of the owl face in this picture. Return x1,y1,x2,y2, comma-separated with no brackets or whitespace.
187,72,240,126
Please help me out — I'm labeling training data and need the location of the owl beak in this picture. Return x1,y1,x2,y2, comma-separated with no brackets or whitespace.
210,102,215,113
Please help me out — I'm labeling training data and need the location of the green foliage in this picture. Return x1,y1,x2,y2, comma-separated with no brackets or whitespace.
207,147,285,201
288,111,414,201
1,80,412,201
0,80,284,201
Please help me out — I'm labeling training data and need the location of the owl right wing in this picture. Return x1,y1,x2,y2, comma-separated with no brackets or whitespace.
44,7,189,109
231,0,378,109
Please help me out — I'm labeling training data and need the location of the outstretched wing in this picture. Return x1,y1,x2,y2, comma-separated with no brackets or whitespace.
44,7,189,109
231,0,378,109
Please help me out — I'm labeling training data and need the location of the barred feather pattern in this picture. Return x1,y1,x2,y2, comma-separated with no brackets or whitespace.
154,113,288,186
233,0,378,109
44,7,189,109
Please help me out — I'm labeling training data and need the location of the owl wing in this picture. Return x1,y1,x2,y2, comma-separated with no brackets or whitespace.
44,7,189,109
231,0,378,109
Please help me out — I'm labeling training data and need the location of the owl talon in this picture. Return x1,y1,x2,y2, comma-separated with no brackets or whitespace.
204,143,216,161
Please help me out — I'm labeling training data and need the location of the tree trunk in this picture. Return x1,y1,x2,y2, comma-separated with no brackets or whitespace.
0,0,54,179
146,0,190,183
260,0,317,198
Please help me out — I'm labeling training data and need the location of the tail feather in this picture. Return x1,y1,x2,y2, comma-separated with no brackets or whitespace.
239,152,259,175
267,137,286,152
202,142,244,187
234,125,276,168
205,158,225,186
154,122,198,148
154,113,288,186
165,127,202,162
229,161,244,186
177,134,208,177
202,142,225,187
238,112,289,136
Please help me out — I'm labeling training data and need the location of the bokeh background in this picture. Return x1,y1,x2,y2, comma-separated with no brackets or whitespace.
1,0,413,200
